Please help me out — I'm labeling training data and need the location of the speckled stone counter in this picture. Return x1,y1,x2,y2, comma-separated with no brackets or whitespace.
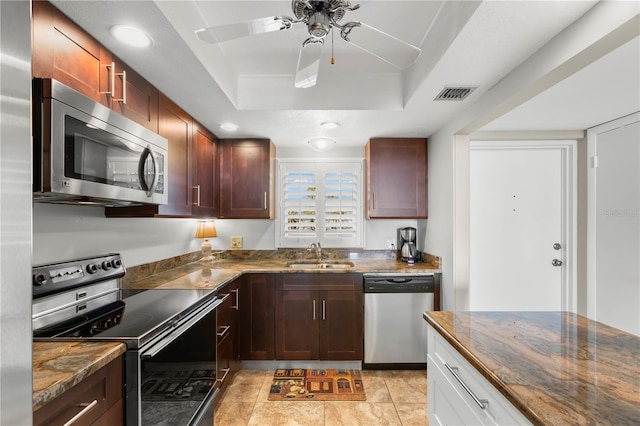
423,311,640,425
33,341,126,410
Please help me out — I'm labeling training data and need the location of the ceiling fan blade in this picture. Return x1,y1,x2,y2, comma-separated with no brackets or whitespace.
196,16,293,44
342,23,421,69
295,38,324,89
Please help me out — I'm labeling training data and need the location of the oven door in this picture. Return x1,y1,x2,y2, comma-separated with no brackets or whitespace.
128,296,221,426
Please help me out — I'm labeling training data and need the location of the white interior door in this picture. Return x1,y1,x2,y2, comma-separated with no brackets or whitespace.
588,113,640,336
469,141,576,311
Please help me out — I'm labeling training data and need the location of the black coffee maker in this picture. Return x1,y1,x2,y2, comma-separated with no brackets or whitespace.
398,227,420,263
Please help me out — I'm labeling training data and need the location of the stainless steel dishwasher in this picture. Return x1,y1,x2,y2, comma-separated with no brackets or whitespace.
364,274,436,368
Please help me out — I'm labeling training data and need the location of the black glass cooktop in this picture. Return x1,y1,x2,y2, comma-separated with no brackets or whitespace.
34,288,216,349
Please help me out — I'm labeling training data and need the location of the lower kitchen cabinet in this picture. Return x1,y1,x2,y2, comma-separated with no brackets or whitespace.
275,273,363,360
215,279,240,403
427,324,531,426
239,274,275,360
33,355,124,426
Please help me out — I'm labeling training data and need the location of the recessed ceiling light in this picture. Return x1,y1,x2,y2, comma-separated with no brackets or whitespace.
219,122,239,132
320,121,340,129
308,138,336,152
110,25,152,48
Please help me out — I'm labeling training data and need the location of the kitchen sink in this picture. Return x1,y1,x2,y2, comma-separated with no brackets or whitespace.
286,261,354,270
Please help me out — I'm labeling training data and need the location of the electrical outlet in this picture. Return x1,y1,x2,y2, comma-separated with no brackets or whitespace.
230,236,243,249
384,237,396,250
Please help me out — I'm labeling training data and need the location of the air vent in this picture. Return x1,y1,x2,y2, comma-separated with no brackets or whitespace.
434,86,477,101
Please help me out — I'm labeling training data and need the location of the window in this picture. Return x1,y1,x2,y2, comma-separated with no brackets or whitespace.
277,161,363,248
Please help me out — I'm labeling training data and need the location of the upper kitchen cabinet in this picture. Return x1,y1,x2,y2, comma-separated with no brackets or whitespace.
32,2,159,132
219,139,275,219
108,59,159,133
366,138,428,218
192,121,219,218
32,1,111,107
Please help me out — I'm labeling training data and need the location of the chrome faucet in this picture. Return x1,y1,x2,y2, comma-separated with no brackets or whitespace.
308,242,322,260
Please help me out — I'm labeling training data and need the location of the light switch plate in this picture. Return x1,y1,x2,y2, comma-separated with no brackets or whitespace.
230,236,243,249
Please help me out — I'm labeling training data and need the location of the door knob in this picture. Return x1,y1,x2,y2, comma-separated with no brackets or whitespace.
553,243,562,250
552,259,563,267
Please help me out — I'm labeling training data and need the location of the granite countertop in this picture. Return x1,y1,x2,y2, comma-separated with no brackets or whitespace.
33,341,126,410
123,257,441,291
423,311,640,425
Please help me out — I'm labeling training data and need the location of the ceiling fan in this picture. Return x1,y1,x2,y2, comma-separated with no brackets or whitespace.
195,0,422,88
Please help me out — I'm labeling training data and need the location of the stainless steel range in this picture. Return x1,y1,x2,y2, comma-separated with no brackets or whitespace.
32,254,222,426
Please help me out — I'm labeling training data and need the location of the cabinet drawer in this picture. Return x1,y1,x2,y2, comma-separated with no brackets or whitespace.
428,355,484,426
34,356,123,426
278,273,362,291
427,327,531,426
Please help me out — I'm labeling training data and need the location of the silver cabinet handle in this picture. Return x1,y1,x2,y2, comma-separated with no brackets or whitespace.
322,300,326,321
444,363,488,410
216,367,231,384
372,192,376,209
552,259,563,267
312,299,316,320
113,69,127,104
62,400,98,426
231,288,239,310
263,192,267,209
193,185,201,206
217,325,231,338
102,62,126,103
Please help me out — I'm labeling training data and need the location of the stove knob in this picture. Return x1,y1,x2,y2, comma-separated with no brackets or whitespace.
86,263,98,274
33,273,47,286
111,259,122,268
101,261,112,270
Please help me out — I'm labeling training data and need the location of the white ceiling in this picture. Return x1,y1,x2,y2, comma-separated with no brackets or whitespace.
50,1,639,148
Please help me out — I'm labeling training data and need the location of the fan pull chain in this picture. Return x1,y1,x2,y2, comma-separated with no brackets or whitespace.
331,29,335,65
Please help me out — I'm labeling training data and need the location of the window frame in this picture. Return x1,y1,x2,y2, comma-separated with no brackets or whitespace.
276,159,364,248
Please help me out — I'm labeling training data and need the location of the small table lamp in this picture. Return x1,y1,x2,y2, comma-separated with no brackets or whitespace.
194,220,217,262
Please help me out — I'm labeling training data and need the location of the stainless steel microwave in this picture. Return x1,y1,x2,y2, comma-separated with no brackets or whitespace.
33,78,168,206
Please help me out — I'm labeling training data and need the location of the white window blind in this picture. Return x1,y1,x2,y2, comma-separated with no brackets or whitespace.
278,161,363,248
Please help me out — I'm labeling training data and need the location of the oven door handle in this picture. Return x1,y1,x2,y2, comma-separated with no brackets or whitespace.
141,296,222,359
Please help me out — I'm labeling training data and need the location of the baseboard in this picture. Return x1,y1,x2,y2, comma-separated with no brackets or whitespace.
241,360,363,371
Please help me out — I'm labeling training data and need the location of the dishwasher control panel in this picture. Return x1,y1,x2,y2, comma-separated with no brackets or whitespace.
364,275,434,293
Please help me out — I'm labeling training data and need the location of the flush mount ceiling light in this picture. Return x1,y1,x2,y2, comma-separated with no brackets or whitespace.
196,0,421,89
320,121,340,129
308,137,336,152
219,122,239,132
110,25,152,48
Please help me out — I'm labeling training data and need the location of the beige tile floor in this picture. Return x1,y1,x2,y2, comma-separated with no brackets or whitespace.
214,369,429,426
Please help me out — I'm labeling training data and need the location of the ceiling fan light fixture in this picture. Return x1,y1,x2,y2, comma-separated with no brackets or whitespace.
308,11,330,38
308,137,336,152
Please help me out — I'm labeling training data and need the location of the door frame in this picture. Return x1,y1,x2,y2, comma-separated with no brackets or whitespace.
468,139,578,312
586,112,640,324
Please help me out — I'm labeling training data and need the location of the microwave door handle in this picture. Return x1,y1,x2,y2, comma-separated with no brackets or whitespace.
138,146,158,197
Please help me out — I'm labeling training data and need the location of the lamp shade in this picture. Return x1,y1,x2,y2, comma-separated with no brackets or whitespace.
308,137,336,152
194,221,217,239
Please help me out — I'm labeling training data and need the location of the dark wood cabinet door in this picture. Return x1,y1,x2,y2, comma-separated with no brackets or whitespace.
275,290,320,360
155,94,193,216
110,59,159,133
239,274,275,360
366,138,428,218
319,290,364,360
34,355,123,426
192,123,218,218
32,1,111,107
219,139,273,219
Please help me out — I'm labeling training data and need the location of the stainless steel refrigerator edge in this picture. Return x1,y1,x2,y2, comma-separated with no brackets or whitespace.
0,0,34,423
